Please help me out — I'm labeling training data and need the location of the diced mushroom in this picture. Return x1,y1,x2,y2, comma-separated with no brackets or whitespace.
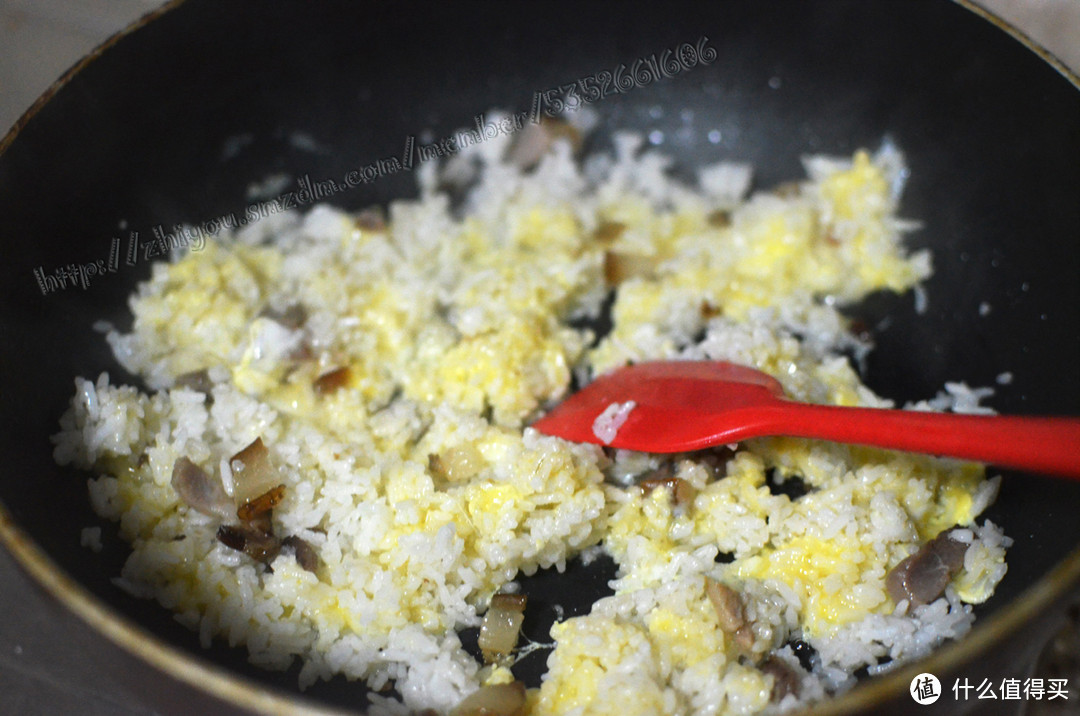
450,682,527,716
848,319,872,342
705,578,754,652
428,454,445,479
282,535,322,575
505,124,550,170
603,250,656,286
255,305,313,364
354,207,387,232
505,118,581,170
171,457,233,519
705,578,745,633
236,484,286,522
931,531,969,572
706,209,731,228
313,366,352,396
287,341,315,364
732,625,755,652
760,655,802,701
772,181,802,199
592,220,627,244
244,510,273,536
258,303,308,330
886,529,970,607
428,445,485,483
640,475,697,511
229,438,282,508
478,593,527,663
544,121,582,153
217,523,282,565
174,369,213,394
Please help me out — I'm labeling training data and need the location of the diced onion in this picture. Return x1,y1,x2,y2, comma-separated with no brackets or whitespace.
450,682,527,716
478,593,527,662
428,445,485,482
229,438,281,507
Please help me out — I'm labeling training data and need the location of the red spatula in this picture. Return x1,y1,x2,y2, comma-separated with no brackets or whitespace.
531,361,1080,478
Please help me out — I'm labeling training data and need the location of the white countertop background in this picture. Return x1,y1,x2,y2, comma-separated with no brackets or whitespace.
1,1,1078,714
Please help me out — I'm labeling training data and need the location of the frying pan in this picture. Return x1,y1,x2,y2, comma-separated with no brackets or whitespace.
1,1,1078,713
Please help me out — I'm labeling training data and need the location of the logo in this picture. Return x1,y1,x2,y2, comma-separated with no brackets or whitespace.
911,673,942,705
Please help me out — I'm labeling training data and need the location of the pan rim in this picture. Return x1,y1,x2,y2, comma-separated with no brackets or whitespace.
0,0,1077,713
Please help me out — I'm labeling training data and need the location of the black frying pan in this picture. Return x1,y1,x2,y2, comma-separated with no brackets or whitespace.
1,1,1078,714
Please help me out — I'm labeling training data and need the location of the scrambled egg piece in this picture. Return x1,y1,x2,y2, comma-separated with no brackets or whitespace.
127,243,280,380
590,149,930,373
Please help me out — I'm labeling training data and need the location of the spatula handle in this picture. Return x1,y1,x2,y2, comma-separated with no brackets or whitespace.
776,405,1080,478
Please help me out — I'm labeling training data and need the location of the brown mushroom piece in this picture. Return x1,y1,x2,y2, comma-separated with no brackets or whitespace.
603,250,657,286
706,209,731,228
174,369,214,395
217,523,282,565
258,303,308,330
772,181,802,199
705,578,745,632
505,118,581,171
705,577,755,652
256,304,314,363
171,457,233,520
313,366,352,396
354,206,387,232
592,220,627,243
640,474,697,511
282,535,322,575
760,655,802,701
886,529,970,607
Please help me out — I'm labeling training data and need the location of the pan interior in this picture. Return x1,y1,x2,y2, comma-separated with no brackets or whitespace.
0,0,1077,711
